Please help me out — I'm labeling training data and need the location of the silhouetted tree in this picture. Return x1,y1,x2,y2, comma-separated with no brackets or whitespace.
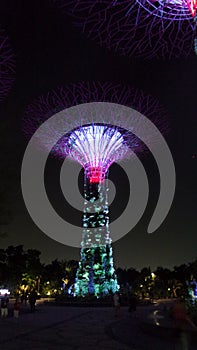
0,245,43,291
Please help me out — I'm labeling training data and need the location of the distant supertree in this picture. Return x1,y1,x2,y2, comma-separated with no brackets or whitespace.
195,12,197,54
23,82,167,297
0,29,15,102
54,0,197,59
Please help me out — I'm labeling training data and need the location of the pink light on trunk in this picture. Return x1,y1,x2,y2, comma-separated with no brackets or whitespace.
189,0,197,16
86,167,105,184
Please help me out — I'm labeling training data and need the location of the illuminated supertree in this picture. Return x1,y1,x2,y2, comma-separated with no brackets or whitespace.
23,82,166,297
194,12,197,54
0,29,15,102
54,0,197,58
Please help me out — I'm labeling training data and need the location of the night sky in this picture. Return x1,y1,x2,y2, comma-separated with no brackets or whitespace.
0,0,196,270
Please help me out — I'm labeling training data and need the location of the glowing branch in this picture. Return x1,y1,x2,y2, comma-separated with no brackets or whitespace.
54,0,196,58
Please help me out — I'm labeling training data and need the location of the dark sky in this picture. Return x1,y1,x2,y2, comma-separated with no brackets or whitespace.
0,0,196,270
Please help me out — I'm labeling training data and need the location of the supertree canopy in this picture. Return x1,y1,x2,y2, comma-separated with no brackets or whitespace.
54,0,197,58
0,29,15,102
23,82,166,138
195,13,197,54
136,1,197,19
64,124,130,181
23,82,167,297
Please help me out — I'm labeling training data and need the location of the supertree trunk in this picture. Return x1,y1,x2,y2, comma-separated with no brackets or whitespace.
75,169,119,297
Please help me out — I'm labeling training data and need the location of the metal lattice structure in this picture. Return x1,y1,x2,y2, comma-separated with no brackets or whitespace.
136,1,196,20
54,0,197,58
23,82,166,142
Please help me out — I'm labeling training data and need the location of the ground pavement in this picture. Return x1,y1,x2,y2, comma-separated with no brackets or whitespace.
109,302,197,350
0,301,196,350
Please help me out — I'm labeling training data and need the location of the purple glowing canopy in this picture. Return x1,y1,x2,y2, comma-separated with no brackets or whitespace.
137,1,196,19
23,82,166,135
23,82,167,181
54,0,197,58
57,123,133,182
0,29,15,102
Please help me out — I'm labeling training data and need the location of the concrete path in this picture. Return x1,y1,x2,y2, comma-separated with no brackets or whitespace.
0,305,130,350
0,302,196,350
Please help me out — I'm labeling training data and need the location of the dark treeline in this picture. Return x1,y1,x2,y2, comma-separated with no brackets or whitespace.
116,264,197,299
0,245,78,296
0,245,196,299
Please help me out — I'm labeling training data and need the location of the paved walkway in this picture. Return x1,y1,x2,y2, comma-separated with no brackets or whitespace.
0,302,196,350
1,305,129,350
110,301,197,350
